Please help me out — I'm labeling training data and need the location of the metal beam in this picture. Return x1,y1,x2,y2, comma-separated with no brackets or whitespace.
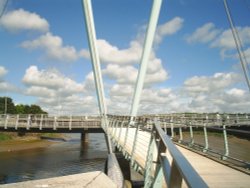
81,0,107,116
223,0,250,91
130,0,163,117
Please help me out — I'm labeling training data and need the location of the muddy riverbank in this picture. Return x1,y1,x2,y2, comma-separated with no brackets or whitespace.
0,133,66,153
0,139,54,153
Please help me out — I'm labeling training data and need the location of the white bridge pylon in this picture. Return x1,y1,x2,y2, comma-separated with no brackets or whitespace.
81,0,163,120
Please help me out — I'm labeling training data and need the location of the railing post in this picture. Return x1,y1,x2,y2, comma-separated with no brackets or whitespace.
117,120,124,150
39,114,43,130
53,116,57,130
123,117,131,149
113,119,118,139
69,115,72,130
163,121,167,134
15,114,19,130
4,114,9,129
169,161,183,188
203,114,209,152
131,119,141,170
222,115,229,160
189,121,194,147
34,115,37,127
27,114,31,130
110,119,115,139
114,119,119,145
144,130,155,188
170,116,174,138
178,127,183,143
152,125,166,187
236,113,239,124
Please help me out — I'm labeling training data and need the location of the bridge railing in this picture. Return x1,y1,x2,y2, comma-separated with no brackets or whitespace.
106,115,208,187
144,120,208,188
0,114,101,130
155,113,250,167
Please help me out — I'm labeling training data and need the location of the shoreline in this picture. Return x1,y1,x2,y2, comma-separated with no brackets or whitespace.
0,132,67,153
0,137,60,153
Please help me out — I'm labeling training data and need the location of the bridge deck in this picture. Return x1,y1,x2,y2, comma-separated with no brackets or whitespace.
110,127,250,187
176,146,250,188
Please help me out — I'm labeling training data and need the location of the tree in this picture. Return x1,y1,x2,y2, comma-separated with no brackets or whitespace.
29,104,47,114
15,104,25,114
0,96,47,114
0,97,16,114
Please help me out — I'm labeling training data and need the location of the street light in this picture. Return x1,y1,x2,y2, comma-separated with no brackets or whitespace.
4,96,7,115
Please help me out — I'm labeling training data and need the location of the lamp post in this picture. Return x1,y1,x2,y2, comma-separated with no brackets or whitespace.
4,96,7,115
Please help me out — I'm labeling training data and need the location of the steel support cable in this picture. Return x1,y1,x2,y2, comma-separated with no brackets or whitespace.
223,0,250,91
0,0,8,18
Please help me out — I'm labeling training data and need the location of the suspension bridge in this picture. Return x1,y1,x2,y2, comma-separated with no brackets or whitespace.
1,0,250,187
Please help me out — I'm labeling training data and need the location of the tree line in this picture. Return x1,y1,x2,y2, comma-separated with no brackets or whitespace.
0,97,47,114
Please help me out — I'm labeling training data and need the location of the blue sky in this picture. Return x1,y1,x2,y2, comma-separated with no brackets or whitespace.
0,0,250,115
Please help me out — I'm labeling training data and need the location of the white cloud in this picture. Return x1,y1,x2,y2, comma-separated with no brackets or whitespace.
211,26,250,50
0,82,17,93
37,94,99,115
187,23,250,60
244,48,250,64
186,22,221,44
0,66,18,93
103,64,137,84
183,72,241,94
110,84,133,97
0,66,7,79
95,17,184,65
26,86,55,98
103,63,168,85
186,87,250,113
155,17,184,44
23,66,64,89
97,39,142,64
21,66,99,115
23,66,84,95
21,32,81,62
0,9,49,33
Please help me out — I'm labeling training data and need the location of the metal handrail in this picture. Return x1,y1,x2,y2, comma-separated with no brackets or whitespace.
153,120,208,188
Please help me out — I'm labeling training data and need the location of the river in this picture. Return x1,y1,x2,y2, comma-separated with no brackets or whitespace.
0,133,108,184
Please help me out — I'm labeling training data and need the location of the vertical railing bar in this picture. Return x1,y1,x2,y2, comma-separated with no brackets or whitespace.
15,114,19,130
4,114,9,129
69,115,72,130
170,116,174,138
189,120,194,147
144,129,155,188
131,120,141,168
178,127,183,143
53,116,57,130
203,114,209,152
39,114,43,130
222,115,229,160
118,120,124,148
27,114,31,130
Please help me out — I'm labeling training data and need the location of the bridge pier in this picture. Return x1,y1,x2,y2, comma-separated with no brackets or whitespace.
81,132,89,143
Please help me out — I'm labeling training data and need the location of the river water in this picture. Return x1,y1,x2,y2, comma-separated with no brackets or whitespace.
0,133,108,184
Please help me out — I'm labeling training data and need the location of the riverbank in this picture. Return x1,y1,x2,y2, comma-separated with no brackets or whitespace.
0,133,66,153
0,139,54,152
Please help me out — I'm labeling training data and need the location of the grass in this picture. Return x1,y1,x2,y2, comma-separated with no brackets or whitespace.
0,133,12,141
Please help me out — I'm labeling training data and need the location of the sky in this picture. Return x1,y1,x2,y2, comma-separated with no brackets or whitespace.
0,0,250,115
